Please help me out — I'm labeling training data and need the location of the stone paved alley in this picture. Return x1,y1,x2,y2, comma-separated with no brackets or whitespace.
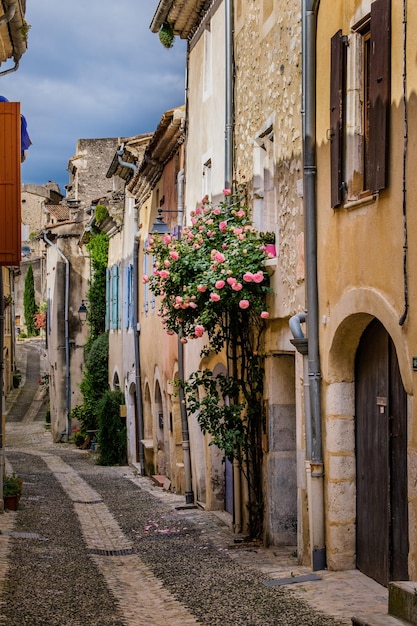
0,340,389,625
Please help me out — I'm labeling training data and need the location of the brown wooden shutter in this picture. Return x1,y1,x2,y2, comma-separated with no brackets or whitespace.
330,30,344,208
368,0,391,192
0,102,21,266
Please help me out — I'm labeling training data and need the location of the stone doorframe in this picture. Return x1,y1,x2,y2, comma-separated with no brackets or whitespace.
321,287,413,571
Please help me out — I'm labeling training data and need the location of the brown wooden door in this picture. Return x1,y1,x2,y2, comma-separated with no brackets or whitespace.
355,319,408,586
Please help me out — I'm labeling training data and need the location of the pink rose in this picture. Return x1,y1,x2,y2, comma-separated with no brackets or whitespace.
236,209,245,217
164,260,170,267
223,188,231,196
213,208,221,215
214,251,225,263
163,235,171,244
159,269,169,279
189,302,197,309
227,277,236,285
252,271,264,283
170,251,179,261
231,282,243,291
260,311,269,319
219,221,227,231
215,280,225,289
175,296,183,304
195,207,202,215
197,284,207,293
142,275,149,284
180,337,188,344
243,272,253,282
239,299,250,309
195,324,205,337
210,293,221,301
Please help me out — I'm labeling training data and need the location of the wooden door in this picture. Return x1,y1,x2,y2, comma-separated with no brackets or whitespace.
355,319,408,586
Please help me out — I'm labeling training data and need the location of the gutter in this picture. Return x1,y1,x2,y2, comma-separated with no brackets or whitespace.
176,168,194,504
133,231,145,475
224,0,234,190
43,231,71,441
290,0,325,571
300,0,326,571
117,144,137,174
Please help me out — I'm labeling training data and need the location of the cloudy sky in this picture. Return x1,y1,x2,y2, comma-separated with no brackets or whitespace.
1,1,187,193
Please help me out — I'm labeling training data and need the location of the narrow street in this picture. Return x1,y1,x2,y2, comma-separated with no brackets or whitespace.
0,341,386,626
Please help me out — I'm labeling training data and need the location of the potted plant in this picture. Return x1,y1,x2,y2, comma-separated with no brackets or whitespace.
260,232,276,257
3,473,23,510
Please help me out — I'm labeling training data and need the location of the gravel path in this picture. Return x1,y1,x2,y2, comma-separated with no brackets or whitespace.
0,341,345,625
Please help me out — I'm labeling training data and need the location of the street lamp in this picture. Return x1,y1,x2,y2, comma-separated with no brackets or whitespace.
78,300,88,324
151,208,178,235
150,198,194,505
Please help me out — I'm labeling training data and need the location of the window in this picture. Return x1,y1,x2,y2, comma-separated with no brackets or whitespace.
124,264,134,329
253,123,276,234
330,0,390,207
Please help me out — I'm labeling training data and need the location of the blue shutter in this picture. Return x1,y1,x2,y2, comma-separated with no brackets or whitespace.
105,268,110,331
143,242,149,314
111,264,119,329
129,263,134,328
124,265,130,329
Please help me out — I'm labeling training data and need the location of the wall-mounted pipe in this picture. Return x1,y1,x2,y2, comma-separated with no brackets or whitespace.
300,0,326,571
117,144,137,173
133,232,145,475
176,168,194,504
224,0,234,191
43,231,71,440
0,0,17,26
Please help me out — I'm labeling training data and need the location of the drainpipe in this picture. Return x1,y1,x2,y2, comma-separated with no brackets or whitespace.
117,144,137,173
224,0,234,191
133,232,145,475
294,0,326,571
177,168,194,504
43,231,71,441
224,0,242,533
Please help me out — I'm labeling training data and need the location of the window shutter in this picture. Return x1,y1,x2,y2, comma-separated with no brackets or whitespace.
368,0,391,192
143,242,149,314
111,264,119,330
0,102,21,265
330,30,344,208
123,265,129,329
105,268,110,331
129,263,135,328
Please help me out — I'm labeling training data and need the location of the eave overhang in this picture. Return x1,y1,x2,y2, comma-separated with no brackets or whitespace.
150,0,210,39
129,106,185,200
0,0,27,67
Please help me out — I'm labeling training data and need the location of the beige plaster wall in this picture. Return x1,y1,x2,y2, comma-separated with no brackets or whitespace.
316,0,417,576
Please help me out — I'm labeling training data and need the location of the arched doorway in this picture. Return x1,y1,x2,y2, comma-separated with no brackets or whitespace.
355,318,408,585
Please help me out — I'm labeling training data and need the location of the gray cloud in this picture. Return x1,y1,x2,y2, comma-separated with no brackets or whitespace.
1,1,187,193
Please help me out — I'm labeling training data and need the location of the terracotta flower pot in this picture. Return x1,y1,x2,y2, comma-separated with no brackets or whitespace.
4,494,20,511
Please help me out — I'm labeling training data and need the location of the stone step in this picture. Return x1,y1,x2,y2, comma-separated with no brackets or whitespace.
389,582,417,625
352,613,410,625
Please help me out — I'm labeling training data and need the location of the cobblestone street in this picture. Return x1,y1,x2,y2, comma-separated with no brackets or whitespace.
0,341,388,625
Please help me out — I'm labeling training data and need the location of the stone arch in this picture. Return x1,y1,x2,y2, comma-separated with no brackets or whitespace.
322,287,411,571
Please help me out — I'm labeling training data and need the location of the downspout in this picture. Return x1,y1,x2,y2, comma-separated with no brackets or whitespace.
298,0,326,571
43,231,71,441
117,144,138,174
224,0,234,191
177,168,194,504
133,232,145,475
0,0,16,26
224,0,242,534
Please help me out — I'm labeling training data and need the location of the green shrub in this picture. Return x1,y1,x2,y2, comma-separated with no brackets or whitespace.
96,390,126,466
79,332,109,431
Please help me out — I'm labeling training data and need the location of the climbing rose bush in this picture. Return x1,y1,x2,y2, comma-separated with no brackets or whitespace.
145,190,270,347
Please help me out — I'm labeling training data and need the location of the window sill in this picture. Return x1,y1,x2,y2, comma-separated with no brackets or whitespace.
264,257,277,275
343,193,378,211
